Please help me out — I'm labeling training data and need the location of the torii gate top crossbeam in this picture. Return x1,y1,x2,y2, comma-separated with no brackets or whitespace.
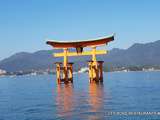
46,34,114,49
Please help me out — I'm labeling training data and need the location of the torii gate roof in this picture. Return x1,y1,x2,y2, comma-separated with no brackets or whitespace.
46,34,114,49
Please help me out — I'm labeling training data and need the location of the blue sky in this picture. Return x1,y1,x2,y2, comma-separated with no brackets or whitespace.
0,0,160,60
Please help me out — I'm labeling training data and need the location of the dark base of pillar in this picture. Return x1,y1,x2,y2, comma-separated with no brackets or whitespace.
89,77,103,83
57,78,73,84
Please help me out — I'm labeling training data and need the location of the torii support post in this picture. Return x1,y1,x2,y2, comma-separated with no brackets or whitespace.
91,46,99,82
87,60,104,83
98,61,104,82
68,63,74,83
87,47,104,83
88,61,93,82
62,48,68,83
54,49,74,84
55,62,74,84
61,62,74,83
88,46,103,83
54,48,74,84
55,62,62,84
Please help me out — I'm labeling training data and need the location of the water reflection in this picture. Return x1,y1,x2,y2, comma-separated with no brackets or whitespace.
56,83,74,119
55,82,105,119
88,82,105,120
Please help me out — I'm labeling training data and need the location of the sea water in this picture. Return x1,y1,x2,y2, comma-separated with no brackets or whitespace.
0,71,160,120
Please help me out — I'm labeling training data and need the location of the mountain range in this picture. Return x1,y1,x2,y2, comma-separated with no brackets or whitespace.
0,40,160,72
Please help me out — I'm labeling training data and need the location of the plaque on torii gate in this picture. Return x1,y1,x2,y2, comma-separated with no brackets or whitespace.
46,34,114,84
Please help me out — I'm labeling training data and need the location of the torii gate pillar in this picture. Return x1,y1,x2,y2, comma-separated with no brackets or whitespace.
87,46,104,83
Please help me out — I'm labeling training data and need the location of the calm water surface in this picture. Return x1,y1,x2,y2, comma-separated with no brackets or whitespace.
0,72,160,120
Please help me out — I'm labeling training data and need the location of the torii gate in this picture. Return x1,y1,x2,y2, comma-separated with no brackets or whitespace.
46,34,114,84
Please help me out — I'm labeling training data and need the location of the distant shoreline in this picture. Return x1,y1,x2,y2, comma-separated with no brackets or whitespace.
0,70,160,78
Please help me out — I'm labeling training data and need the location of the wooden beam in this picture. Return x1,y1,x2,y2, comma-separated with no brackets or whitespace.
54,50,107,57
46,34,114,49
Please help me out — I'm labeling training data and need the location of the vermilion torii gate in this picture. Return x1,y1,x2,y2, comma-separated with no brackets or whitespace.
46,34,114,84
